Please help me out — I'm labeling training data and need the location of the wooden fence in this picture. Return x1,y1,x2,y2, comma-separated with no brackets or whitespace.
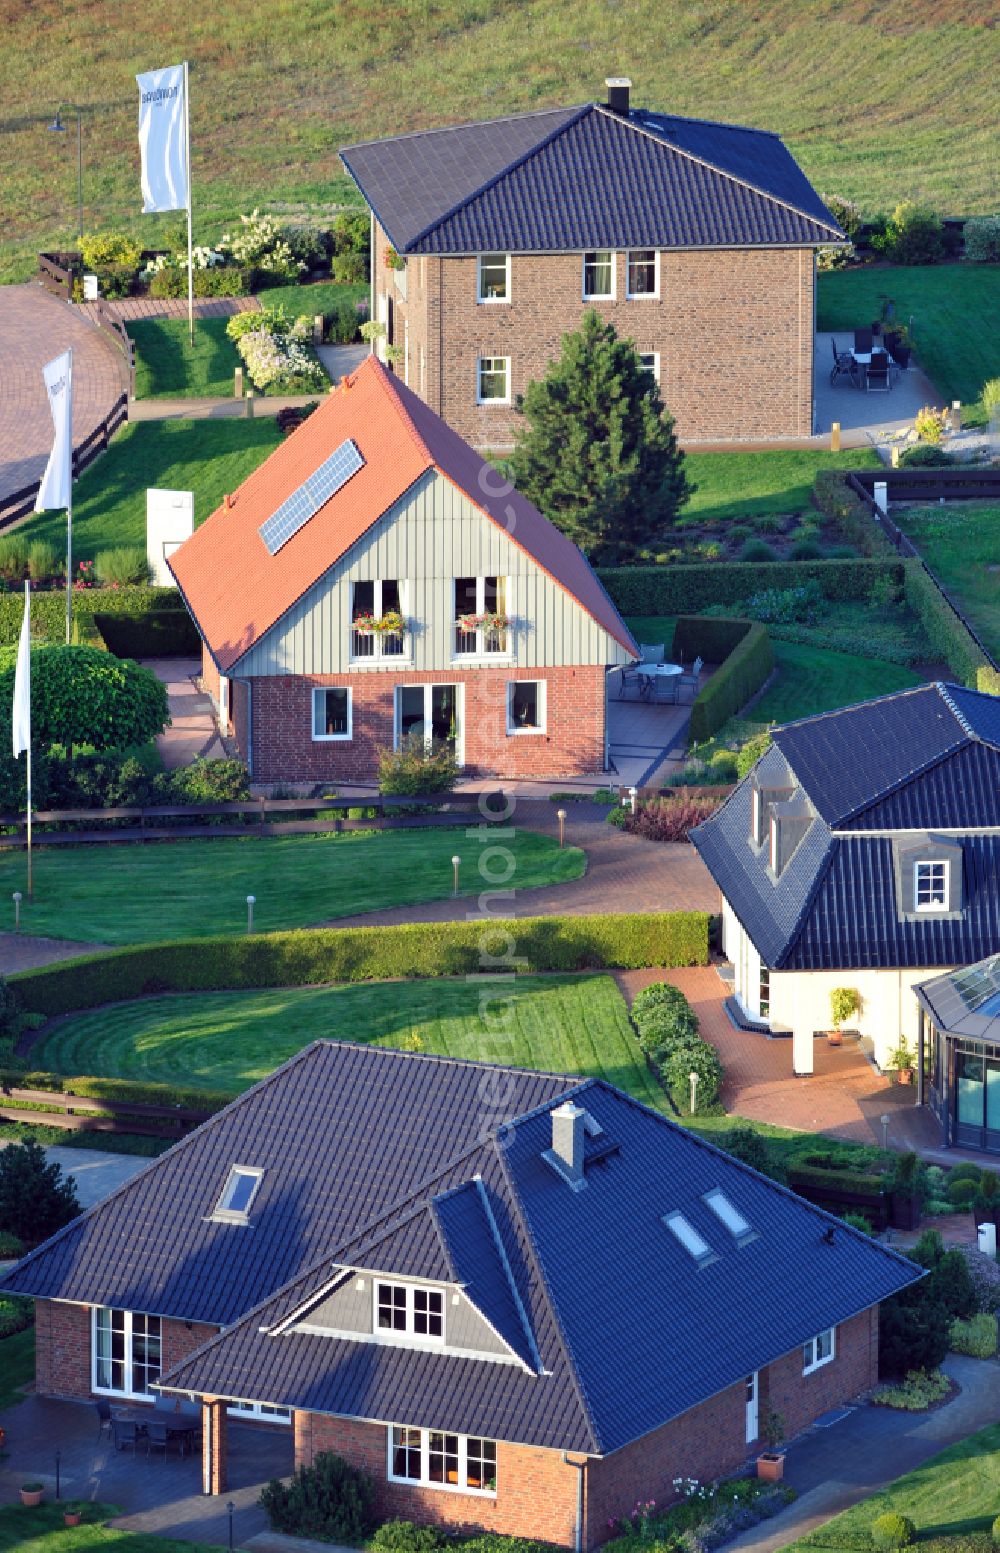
0,1083,212,1139
852,466,1000,505
0,392,130,532
37,251,73,301
0,790,503,849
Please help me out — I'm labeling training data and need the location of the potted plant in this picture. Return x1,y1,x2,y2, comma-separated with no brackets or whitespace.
756,1407,787,1481
19,1483,44,1508
888,1035,915,1085
63,1504,85,1527
889,1150,923,1231
883,320,912,369
828,987,861,1047
383,246,406,272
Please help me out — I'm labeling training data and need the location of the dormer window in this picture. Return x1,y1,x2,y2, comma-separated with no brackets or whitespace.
375,1281,444,1341
915,860,948,911
212,1166,263,1223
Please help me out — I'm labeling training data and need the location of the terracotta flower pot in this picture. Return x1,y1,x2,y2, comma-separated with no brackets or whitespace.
64,1512,82,1527
19,1489,43,1508
827,1029,843,1047
897,1067,914,1086
756,1452,785,1481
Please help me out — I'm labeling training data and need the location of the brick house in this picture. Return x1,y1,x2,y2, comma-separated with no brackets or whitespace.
3,1043,918,1548
339,78,844,448
168,355,636,784
692,682,1000,1128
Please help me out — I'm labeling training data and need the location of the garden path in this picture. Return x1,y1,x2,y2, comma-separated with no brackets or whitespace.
146,657,226,769
0,932,105,975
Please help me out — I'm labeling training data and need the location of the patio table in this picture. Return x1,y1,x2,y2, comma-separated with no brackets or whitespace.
112,1408,198,1453
638,664,683,702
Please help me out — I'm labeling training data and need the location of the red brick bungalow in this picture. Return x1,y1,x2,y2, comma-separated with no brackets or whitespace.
168,356,637,784
2,1044,919,1548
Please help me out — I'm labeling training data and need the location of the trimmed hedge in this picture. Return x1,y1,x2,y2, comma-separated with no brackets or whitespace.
671,615,751,664
94,609,201,658
11,913,711,1017
788,1162,888,1198
597,559,903,616
903,560,999,689
0,587,187,648
0,1070,233,1113
681,618,774,743
812,471,896,558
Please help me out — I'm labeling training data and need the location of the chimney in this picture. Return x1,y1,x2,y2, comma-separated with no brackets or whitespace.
605,77,632,116
223,493,232,511
549,1101,585,1187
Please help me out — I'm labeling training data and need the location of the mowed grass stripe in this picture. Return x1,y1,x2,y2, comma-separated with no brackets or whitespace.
35,975,668,1110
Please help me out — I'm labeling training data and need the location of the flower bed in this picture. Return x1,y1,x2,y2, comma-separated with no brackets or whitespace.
605,1475,795,1553
226,305,326,394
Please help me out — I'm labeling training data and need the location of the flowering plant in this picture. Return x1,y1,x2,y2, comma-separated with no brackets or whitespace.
219,209,305,277
383,246,406,271
353,610,406,635
457,611,511,633
233,328,325,393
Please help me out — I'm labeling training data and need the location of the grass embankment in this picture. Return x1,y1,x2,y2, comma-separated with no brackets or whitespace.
20,419,281,564
0,1503,218,1553
681,449,879,522
0,830,584,946
131,317,243,399
896,503,1000,665
817,264,1000,420
34,973,668,1110
3,2,998,281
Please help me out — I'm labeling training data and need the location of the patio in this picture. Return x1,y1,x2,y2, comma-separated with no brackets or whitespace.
606,660,711,787
0,1395,293,1544
813,330,941,441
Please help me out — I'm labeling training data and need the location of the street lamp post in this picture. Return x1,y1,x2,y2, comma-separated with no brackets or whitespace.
47,107,83,240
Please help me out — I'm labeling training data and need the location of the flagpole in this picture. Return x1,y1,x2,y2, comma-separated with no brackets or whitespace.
64,347,73,644
23,582,32,902
184,60,194,348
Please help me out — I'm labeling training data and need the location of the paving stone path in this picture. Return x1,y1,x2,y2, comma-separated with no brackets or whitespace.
0,284,128,502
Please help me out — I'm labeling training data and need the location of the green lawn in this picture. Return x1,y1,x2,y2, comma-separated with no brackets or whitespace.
258,280,368,317
35,973,668,1110
0,1327,35,1410
682,449,880,523
753,639,923,724
19,419,281,564
896,503,1000,664
0,829,583,946
786,1424,1000,1553
0,1504,217,1553
131,317,243,399
817,264,1000,419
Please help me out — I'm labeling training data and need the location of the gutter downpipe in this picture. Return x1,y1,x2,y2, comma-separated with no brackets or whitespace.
562,1453,586,1553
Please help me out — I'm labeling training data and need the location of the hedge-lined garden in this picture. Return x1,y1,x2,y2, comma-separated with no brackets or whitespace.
671,616,774,743
599,557,900,617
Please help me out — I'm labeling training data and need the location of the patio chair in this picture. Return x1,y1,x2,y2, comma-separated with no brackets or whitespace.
829,336,855,385
866,351,891,392
854,326,873,354
113,1419,139,1455
619,641,665,699
676,655,703,702
145,1418,172,1461
95,1398,114,1438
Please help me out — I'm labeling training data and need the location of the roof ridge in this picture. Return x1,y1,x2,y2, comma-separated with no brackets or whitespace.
633,106,784,140
339,103,587,156
359,356,435,465
772,680,940,735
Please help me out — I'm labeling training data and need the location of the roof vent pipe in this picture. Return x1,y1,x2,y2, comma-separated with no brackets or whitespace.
605,77,632,116
549,1101,585,1186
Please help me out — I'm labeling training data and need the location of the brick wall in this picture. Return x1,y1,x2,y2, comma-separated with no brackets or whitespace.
374,224,815,447
296,1413,580,1548
33,1300,217,1404
246,663,607,783
764,1307,879,1440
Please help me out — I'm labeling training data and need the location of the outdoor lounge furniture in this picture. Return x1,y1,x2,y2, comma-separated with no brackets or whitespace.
829,336,856,385
112,1419,140,1454
676,656,704,702
637,663,683,702
619,642,665,699
854,326,873,354
866,350,891,392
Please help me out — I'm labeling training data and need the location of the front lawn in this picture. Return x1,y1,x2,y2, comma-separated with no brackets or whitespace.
895,503,1000,664
681,448,880,524
0,829,584,945
131,317,243,399
19,419,282,564
0,1327,35,1410
817,264,1000,419
34,973,668,1110
0,1504,217,1553
785,1422,1000,1553
752,639,924,724
258,279,368,317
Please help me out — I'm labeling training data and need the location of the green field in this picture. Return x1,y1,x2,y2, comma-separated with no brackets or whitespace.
2,2,998,283
817,264,1000,417
896,503,1000,664
753,639,923,724
682,449,880,523
34,973,668,1108
0,1504,217,1553
18,418,281,562
131,316,243,399
0,1327,35,1411
787,1424,1000,1553
0,829,583,945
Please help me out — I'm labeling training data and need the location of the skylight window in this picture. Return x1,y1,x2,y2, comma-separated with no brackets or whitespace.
212,1166,263,1223
662,1211,714,1265
703,1189,755,1243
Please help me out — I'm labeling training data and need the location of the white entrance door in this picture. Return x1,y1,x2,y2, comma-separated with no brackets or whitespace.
396,684,463,766
745,1372,759,1444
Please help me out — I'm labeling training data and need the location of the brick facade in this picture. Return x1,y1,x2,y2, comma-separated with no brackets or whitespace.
374,221,815,448
33,1300,217,1405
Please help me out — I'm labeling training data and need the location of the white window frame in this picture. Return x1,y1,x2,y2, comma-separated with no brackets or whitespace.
212,1164,263,1223
227,1400,292,1425
582,250,616,301
803,1326,836,1374
750,787,763,846
394,684,464,766
387,1425,497,1497
349,578,409,664
91,1307,162,1400
477,253,511,304
506,679,546,736
312,687,353,742
476,355,510,405
914,859,949,911
769,816,778,873
373,1281,445,1343
626,248,660,299
638,351,660,383
453,576,512,659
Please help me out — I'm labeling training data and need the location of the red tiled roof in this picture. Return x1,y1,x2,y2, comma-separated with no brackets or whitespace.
169,356,637,671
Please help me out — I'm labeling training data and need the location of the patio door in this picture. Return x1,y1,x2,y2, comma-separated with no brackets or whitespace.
745,1372,759,1444
396,684,463,766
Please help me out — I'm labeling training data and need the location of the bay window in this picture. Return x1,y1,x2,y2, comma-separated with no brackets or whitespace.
388,1425,497,1495
92,1307,161,1398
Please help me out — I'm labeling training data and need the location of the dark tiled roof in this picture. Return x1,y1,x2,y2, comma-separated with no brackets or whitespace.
433,1181,539,1371
341,104,842,256
840,742,1000,832
0,1044,576,1325
159,1081,919,1454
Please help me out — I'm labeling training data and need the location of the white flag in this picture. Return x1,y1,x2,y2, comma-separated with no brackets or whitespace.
137,63,189,213
34,349,73,513
12,585,30,761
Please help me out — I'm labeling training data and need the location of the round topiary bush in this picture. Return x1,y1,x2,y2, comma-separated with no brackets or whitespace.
739,538,778,563
871,1513,916,1551
631,982,699,1035
948,1162,984,1185
947,1178,977,1207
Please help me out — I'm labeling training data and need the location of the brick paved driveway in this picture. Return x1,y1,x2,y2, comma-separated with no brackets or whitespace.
0,283,128,502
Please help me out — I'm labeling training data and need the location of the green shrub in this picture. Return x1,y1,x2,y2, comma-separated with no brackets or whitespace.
632,981,700,1041
688,623,774,744
903,560,994,687
898,443,952,468
708,749,738,780
871,1513,916,1550
876,201,945,265
948,1162,985,1185
0,538,27,584
964,216,1000,263
812,471,896,559
0,1230,25,1259
947,1177,977,1206
982,379,1000,418
259,1451,374,1541
10,912,712,1016
949,1312,997,1358
27,542,59,583
843,1213,874,1235
462,1537,555,1553
0,585,185,649
330,253,367,285
870,1368,949,1410
789,539,823,560
377,734,458,795
149,266,186,300
0,1070,234,1114
93,547,152,587
192,267,245,298
94,609,201,658
787,1162,886,1198
992,1515,1000,1547
369,1523,443,1553
0,1138,79,1243
80,231,143,272
671,614,750,664
722,1123,785,1182
736,728,772,778
739,538,777,563
599,559,899,617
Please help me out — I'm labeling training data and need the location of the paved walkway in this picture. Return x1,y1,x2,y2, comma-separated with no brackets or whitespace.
0,931,105,975
128,392,322,423
93,296,259,323
0,1142,148,1208
145,656,225,769
0,284,128,502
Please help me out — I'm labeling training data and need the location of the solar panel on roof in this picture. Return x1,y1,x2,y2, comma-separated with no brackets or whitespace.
258,439,365,555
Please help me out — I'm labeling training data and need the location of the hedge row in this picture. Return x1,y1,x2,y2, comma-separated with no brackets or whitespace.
682,619,774,744
597,559,901,616
0,1070,232,1113
0,587,186,647
902,561,1000,691
787,1162,888,1198
94,609,201,659
11,913,712,1017
812,471,897,559
671,614,751,665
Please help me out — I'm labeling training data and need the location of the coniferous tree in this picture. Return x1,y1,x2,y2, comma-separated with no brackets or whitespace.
509,310,692,562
